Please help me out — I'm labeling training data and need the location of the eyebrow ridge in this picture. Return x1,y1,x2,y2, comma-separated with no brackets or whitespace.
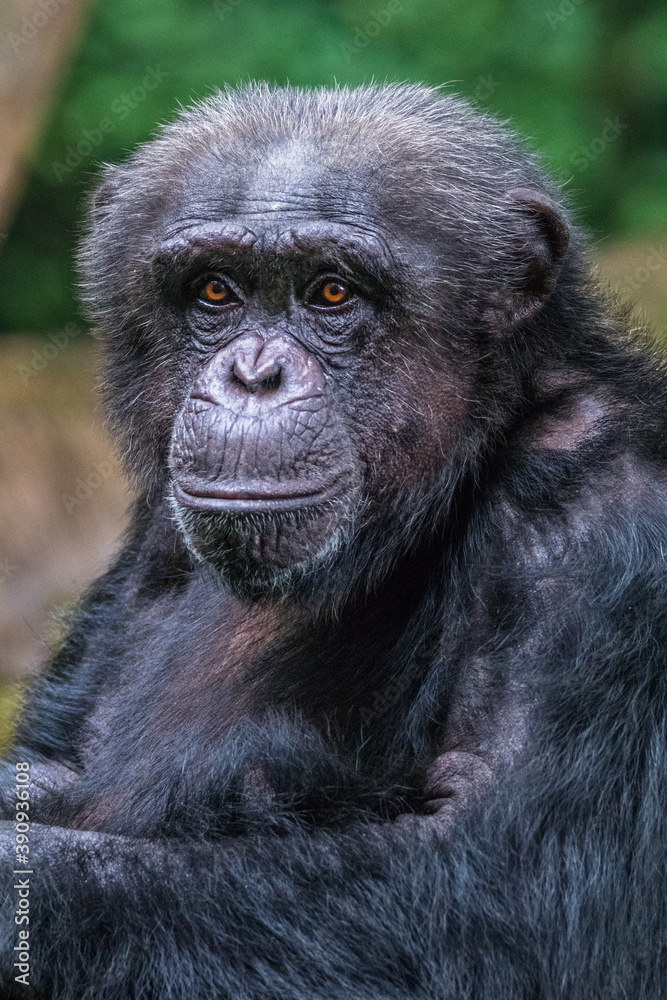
157,223,396,278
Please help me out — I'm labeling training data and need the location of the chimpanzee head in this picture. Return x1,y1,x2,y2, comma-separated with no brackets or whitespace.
80,84,571,601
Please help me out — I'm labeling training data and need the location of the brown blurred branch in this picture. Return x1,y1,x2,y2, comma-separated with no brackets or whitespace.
0,0,92,237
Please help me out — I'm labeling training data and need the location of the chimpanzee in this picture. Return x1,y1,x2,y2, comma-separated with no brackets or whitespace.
2,83,667,1000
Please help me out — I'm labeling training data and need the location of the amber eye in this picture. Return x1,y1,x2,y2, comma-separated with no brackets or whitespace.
309,278,353,308
200,278,231,305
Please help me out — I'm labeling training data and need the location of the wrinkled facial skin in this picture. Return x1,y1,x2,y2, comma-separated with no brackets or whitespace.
154,148,470,599
169,325,363,588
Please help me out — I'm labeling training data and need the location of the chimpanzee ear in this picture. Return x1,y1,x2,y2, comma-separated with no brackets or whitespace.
483,187,570,335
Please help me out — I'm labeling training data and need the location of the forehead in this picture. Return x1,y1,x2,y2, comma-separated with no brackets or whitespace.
164,136,386,234
147,129,444,287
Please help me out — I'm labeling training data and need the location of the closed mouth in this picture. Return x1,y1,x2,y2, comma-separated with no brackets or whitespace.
172,479,337,513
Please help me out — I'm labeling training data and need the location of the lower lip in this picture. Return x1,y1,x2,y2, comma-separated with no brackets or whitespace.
172,481,337,513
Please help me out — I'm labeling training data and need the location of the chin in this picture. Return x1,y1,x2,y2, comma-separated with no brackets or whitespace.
170,491,353,601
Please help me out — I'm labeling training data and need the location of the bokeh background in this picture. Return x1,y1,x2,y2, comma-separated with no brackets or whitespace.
0,0,666,738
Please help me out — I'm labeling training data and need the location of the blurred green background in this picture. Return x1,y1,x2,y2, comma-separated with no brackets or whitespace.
1,0,667,332
0,0,665,746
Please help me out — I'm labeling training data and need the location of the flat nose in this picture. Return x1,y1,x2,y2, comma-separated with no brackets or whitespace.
191,334,326,411
232,346,282,395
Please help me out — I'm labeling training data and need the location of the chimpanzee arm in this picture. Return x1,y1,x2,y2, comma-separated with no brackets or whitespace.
1,743,665,1000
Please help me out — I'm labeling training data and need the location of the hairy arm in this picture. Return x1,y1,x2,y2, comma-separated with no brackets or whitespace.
1,751,664,1000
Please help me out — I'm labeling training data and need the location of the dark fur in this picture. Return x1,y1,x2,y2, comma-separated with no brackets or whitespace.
2,83,667,999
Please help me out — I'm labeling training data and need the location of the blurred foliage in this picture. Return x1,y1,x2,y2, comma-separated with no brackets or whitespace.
0,0,666,331
0,682,24,751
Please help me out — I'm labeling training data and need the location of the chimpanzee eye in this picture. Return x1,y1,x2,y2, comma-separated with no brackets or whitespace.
306,277,354,308
198,277,235,306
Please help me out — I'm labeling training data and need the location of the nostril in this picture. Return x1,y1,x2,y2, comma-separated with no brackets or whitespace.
260,368,282,392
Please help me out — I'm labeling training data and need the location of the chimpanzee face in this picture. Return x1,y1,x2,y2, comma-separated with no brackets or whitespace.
159,148,468,595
